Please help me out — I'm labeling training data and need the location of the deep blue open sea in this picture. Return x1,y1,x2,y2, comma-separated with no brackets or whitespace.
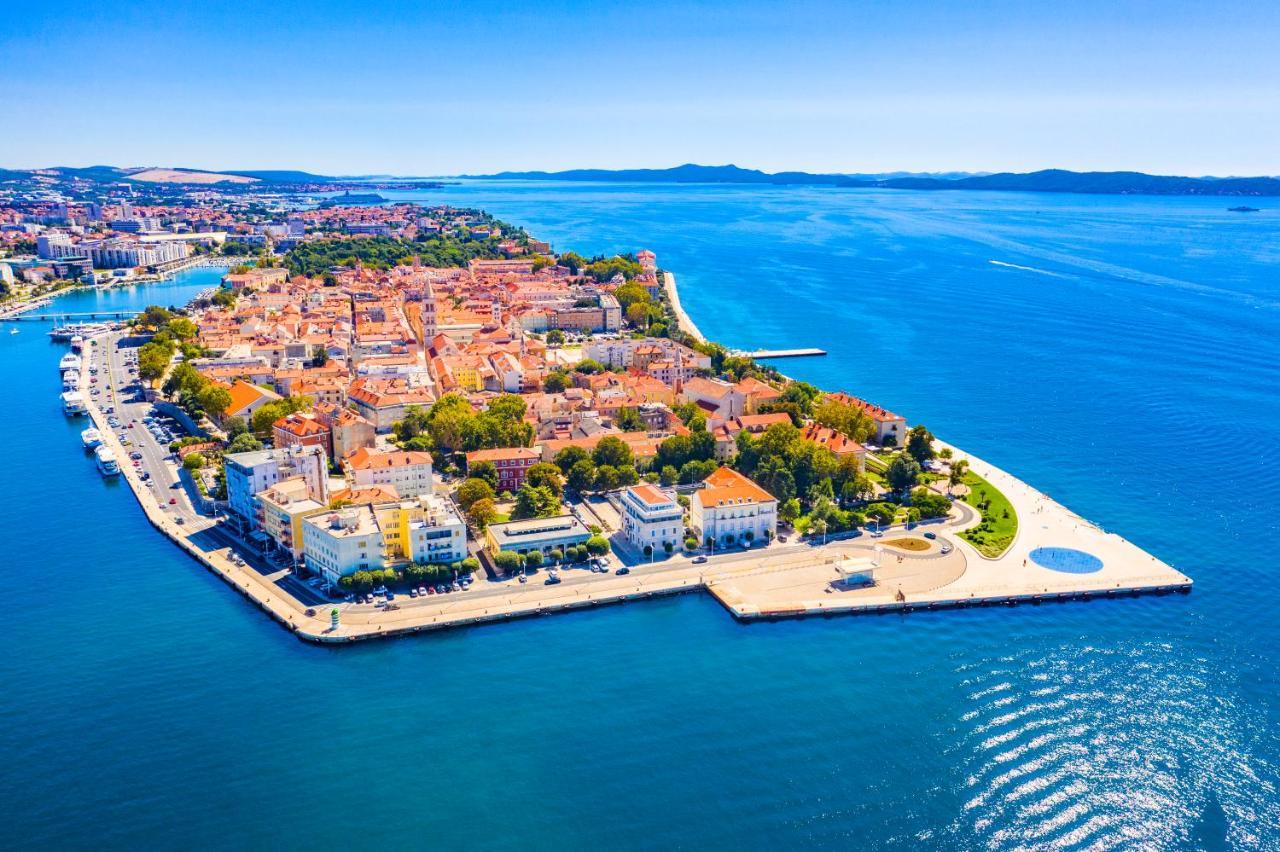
4,184,1278,850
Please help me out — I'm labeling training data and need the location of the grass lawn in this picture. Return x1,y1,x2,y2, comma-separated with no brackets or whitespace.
957,470,1018,557
492,512,511,524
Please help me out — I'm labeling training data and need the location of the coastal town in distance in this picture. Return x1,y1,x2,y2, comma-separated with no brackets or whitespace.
2,169,1191,641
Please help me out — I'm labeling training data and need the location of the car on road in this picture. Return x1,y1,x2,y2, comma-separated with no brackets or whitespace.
545,575,561,585
168,497,177,505
616,567,631,575
693,556,708,564
923,532,937,540
129,452,143,460
175,517,185,525
941,544,953,555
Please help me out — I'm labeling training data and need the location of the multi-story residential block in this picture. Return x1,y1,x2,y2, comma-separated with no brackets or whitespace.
619,484,684,554
272,411,331,452
465,446,539,493
690,466,777,548
224,444,328,530
312,402,377,461
345,448,434,498
256,476,328,560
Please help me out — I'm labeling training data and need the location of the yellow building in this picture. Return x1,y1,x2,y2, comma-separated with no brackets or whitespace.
257,477,329,560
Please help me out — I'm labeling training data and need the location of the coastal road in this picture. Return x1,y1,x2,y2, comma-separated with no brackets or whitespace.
90,332,208,530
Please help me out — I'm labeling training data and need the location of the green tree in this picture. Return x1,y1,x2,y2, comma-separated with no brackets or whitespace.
615,406,646,432
524,550,544,570
585,535,610,556
885,454,922,493
542,371,569,393
494,551,522,574
592,435,633,469
465,497,498,530
546,329,565,346
227,433,263,454
779,497,802,525
469,460,499,491
223,415,248,438
197,384,233,419
455,478,495,511
906,425,935,464
512,483,560,519
524,462,564,498
567,458,597,493
910,488,952,519
554,445,590,474
182,453,205,470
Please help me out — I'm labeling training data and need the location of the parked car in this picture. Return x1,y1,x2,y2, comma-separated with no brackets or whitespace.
693,556,708,564
409,588,418,598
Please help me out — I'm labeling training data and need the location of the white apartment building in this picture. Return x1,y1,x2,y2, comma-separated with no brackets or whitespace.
301,506,385,586
37,232,81,260
690,466,778,548
344,448,433,498
224,445,328,530
619,484,684,554
301,495,468,586
88,237,190,269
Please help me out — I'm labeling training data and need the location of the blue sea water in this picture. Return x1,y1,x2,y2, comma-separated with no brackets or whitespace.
3,186,1279,850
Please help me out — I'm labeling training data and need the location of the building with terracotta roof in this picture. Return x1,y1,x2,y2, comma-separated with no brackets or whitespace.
800,422,866,468
712,413,794,460
344,447,434,498
272,411,330,452
221,379,283,421
313,402,377,461
690,466,777,548
347,377,435,432
465,446,540,493
620,484,684,554
825,392,908,446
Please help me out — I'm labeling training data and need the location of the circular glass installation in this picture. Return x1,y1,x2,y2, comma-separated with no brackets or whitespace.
1029,547,1104,574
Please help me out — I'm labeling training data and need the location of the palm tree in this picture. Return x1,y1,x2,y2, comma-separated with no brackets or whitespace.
948,459,969,494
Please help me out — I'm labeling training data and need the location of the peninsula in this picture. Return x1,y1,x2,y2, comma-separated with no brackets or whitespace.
23,183,1190,643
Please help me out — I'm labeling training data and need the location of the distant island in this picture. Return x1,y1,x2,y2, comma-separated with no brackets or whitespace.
465,163,1280,197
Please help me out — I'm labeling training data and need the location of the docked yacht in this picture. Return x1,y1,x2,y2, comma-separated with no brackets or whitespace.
62,370,80,391
95,445,120,476
81,427,103,449
70,335,84,351
59,352,81,372
62,390,87,415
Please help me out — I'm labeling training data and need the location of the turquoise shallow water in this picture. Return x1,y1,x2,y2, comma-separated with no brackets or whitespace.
3,186,1279,850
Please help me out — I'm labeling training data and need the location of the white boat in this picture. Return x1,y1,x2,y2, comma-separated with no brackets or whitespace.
95,446,120,476
81,427,103,449
59,353,81,371
8,328,17,335
62,370,80,391
62,391,87,415
70,335,84,351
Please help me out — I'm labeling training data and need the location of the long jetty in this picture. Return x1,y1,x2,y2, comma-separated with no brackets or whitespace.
744,347,827,359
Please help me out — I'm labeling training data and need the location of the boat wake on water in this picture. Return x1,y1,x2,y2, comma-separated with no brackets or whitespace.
989,260,1069,278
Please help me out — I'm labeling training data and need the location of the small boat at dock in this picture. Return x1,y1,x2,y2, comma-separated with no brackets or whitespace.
81,427,103,449
59,353,81,372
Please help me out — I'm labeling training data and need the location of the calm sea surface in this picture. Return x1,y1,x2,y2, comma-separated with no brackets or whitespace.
3,184,1278,850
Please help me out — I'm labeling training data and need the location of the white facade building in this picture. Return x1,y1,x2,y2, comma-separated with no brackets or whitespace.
344,448,434,499
690,467,778,548
224,445,328,530
619,484,684,554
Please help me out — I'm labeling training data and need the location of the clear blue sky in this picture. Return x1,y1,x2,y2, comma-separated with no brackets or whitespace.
4,0,1278,176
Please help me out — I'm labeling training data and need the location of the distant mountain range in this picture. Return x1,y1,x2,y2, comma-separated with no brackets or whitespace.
0,165,343,185
466,163,1280,197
